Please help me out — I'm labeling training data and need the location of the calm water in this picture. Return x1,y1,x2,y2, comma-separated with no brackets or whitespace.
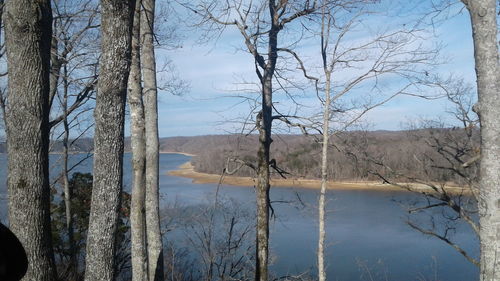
0,153,479,280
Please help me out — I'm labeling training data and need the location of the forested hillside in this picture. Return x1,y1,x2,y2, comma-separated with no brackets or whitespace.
160,129,479,184
0,129,478,185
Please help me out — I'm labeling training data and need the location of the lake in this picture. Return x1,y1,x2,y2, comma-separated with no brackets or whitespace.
0,153,479,280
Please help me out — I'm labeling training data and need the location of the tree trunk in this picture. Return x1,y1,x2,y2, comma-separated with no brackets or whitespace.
255,75,272,281
4,0,56,280
140,0,164,280
0,0,2,119
318,73,331,281
3,1,57,280
128,0,149,280
463,1,500,280
49,33,62,111
84,1,135,281
62,53,77,277
255,13,278,281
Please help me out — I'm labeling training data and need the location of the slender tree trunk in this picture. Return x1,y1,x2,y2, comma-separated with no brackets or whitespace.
462,1,500,280
49,32,63,112
128,0,149,280
318,5,331,279
255,74,272,281
84,1,135,281
3,0,57,280
62,55,77,277
318,73,331,281
140,0,164,279
255,12,278,281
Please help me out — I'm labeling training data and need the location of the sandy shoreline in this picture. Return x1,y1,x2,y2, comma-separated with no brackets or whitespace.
167,161,469,194
159,151,196,156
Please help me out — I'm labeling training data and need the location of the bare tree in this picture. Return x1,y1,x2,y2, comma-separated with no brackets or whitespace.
1,2,98,279
301,2,441,280
49,3,99,278
128,0,149,280
185,2,327,279
84,1,135,280
317,7,330,280
333,1,498,278
409,0,500,278
128,1,183,279
162,196,255,281
60,45,77,280
460,0,500,280
140,0,164,279
360,80,481,267
48,0,98,131
3,1,57,280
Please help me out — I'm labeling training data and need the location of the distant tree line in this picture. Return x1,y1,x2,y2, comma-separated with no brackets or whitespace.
176,130,479,185
0,128,479,186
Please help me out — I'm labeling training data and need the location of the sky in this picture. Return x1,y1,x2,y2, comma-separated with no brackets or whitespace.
141,1,478,138
0,1,482,141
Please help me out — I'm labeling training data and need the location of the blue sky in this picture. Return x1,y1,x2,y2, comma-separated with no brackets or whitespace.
149,1,477,138
0,1,480,141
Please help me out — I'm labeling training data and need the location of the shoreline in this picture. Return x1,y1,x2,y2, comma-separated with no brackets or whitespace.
159,151,196,156
167,161,469,194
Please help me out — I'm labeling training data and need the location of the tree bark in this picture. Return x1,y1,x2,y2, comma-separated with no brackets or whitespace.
62,52,77,277
318,73,331,281
255,75,272,281
3,1,57,280
254,6,279,281
462,1,500,280
128,0,149,280
84,1,135,281
318,6,331,280
140,0,164,280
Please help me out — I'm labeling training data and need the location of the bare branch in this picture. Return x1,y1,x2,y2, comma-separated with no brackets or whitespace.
407,220,479,267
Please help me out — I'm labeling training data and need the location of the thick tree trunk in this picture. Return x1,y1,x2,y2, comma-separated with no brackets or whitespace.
128,1,149,280
84,1,135,281
318,74,331,281
463,1,500,280
140,0,164,280
3,1,57,280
